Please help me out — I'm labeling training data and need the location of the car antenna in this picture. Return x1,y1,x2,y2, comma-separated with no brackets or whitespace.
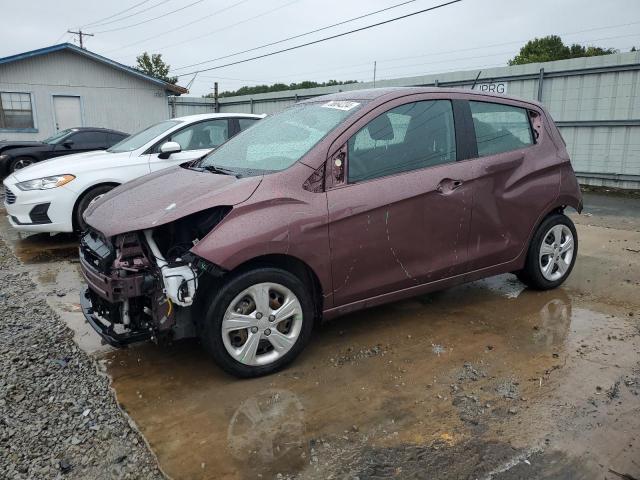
471,70,482,90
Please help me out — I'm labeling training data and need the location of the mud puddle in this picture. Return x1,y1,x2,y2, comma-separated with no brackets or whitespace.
103,279,640,479
2,199,640,479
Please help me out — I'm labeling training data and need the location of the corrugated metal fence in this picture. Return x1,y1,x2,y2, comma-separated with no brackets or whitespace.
171,51,640,189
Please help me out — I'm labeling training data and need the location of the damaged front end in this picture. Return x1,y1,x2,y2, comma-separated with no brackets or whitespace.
79,207,229,347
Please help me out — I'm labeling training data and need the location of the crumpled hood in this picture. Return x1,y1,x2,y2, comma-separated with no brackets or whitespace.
85,165,263,237
12,150,120,181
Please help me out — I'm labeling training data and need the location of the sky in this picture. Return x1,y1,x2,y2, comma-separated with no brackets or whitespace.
1,0,639,96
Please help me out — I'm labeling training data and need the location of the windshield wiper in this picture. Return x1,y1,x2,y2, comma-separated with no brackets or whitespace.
202,165,240,178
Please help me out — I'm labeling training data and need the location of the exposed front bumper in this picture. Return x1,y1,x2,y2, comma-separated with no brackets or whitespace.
79,246,151,303
80,287,152,347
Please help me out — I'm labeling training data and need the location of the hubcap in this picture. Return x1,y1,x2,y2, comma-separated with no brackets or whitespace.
539,224,574,281
221,282,303,366
13,159,32,170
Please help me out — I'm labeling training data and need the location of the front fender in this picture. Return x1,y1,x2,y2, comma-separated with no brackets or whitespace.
191,193,333,305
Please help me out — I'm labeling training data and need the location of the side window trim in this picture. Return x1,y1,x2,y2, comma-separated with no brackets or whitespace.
451,99,478,161
229,118,240,137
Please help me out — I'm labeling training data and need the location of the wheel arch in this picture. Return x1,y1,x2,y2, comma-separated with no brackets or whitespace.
72,182,120,231
514,200,576,270
10,155,38,171
216,253,324,323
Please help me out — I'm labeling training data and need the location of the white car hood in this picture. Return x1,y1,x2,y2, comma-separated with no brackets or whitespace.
12,150,132,182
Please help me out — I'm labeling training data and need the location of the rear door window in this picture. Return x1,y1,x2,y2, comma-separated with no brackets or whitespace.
348,100,457,183
69,131,107,149
469,101,533,156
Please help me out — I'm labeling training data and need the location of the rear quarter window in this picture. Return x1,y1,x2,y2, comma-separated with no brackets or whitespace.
470,101,533,157
238,118,259,131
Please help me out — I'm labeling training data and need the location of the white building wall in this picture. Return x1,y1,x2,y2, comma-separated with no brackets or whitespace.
0,49,170,140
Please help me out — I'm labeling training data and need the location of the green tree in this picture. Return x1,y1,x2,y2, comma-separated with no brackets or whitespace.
509,35,617,65
207,79,359,98
135,52,177,84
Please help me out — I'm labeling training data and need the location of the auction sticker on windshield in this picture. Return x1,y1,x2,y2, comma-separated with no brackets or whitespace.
321,101,360,111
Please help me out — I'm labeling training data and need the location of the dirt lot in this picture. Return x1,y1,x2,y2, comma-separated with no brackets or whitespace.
1,191,639,480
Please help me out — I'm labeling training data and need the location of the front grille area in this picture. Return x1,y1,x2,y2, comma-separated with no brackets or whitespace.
4,186,16,204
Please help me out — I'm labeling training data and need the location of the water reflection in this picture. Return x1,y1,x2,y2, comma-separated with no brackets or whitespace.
227,389,307,476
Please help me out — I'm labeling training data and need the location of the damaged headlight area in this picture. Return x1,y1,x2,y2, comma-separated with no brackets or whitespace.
79,206,231,347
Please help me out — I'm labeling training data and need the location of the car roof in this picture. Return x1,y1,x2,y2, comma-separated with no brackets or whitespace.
172,113,265,122
302,87,543,108
69,127,128,134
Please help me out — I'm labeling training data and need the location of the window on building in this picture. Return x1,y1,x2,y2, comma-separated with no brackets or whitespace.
0,92,34,129
469,101,533,157
348,100,457,183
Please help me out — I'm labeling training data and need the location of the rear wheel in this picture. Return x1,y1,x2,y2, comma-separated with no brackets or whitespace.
74,185,115,232
200,268,314,378
10,157,34,172
517,213,577,290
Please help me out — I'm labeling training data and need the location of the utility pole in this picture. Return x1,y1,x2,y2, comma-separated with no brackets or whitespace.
373,61,377,88
67,29,94,49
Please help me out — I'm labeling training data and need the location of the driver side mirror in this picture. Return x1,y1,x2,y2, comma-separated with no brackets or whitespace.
62,140,74,149
158,141,181,159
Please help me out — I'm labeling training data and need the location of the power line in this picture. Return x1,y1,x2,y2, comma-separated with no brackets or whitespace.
162,0,421,64
149,0,303,53
94,0,205,34
84,0,172,28
174,0,463,76
104,0,253,54
53,31,70,44
251,21,640,82
81,0,153,27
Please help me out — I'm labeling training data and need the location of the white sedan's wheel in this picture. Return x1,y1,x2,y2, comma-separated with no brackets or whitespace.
11,157,33,171
221,282,304,367
538,224,575,281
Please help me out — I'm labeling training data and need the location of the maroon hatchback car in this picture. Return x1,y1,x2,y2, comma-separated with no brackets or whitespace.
80,87,582,377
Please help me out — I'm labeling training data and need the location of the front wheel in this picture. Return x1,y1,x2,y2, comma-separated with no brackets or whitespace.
74,185,115,232
10,157,34,172
517,213,578,290
200,268,315,378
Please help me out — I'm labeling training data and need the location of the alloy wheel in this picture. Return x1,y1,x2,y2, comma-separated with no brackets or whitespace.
538,224,575,281
221,282,303,366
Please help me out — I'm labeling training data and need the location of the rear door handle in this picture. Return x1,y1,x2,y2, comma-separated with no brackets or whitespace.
436,178,464,194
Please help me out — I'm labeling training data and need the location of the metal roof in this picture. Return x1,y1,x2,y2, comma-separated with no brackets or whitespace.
0,43,188,95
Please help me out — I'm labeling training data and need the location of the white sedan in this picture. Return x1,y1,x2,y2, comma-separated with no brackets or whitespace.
3,113,263,233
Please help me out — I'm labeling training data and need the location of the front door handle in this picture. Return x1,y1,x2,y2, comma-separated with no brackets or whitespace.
436,178,464,194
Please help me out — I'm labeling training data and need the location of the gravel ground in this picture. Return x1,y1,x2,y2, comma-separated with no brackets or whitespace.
0,236,165,479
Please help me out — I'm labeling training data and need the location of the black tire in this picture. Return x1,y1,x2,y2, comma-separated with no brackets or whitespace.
200,267,315,378
74,185,115,232
517,213,578,290
10,157,34,172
